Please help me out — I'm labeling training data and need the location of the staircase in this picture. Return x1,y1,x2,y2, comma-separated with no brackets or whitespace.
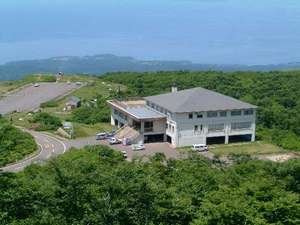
115,125,141,143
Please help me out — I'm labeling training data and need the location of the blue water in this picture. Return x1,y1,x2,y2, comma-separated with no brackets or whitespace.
1,0,300,65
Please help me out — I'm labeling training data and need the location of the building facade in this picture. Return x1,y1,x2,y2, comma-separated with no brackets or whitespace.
108,86,257,147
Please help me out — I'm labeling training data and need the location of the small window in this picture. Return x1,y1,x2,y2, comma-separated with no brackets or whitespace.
244,109,254,115
207,111,218,118
194,125,198,132
188,113,193,119
231,110,242,116
220,111,227,117
197,113,203,118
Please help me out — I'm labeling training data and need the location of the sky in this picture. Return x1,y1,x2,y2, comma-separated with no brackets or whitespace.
1,0,300,65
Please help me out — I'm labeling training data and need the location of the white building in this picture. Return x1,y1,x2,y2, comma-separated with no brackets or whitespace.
107,86,257,147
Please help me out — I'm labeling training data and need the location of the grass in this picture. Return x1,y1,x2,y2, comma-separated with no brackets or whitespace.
73,122,113,138
0,80,28,97
4,74,122,139
210,142,285,156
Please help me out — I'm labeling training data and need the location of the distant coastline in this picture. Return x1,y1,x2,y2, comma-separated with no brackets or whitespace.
0,54,300,80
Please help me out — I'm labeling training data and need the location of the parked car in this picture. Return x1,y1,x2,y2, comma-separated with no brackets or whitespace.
191,144,208,152
106,131,115,138
96,132,107,140
132,144,145,151
121,150,127,158
108,137,121,145
33,83,40,87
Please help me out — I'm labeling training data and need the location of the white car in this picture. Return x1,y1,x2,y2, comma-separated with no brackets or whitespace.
121,150,127,158
96,132,107,140
191,144,208,152
132,144,145,151
108,137,121,145
33,83,40,87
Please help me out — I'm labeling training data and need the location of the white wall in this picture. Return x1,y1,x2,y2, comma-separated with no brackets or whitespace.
170,110,256,147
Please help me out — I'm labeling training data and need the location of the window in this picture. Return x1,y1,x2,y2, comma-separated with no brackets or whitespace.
244,109,254,115
196,113,203,118
194,125,199,133
208,124,224,132
220,111,227,117
207,111,218,118
188,113,193,119
144,121,153,132
231,122,252,130
231,110,242,116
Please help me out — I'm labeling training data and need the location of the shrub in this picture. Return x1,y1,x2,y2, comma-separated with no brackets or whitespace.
31,112,62,131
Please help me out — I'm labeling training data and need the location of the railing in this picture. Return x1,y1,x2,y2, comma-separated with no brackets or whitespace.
144,127,154,133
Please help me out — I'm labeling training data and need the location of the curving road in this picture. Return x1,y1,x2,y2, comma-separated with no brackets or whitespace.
1,130,67,173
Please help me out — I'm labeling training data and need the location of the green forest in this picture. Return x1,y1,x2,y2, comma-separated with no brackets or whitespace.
103,71,300,151
1,146,299,225
0,117,37,167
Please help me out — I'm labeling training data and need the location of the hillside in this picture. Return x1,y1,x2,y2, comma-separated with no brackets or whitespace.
103,70,300,151
1,145,300,225
1,54,300,80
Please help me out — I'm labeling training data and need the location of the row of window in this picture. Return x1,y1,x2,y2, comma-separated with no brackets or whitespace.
114,109,128,121
146,101,172,117
194,122,252,133
188,109,254,119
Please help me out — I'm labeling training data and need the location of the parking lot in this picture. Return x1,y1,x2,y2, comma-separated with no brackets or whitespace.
0,82,80,115
67,136,181,161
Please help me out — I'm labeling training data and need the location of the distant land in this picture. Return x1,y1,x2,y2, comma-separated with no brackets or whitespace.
1,54,300,80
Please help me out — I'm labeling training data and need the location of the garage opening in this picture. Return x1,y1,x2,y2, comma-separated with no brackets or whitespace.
144,134,165,143
229,134,252,143
166,135,172,144
206,136,226,145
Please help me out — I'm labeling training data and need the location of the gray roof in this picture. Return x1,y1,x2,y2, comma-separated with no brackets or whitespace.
126,106,166,120
145,87,257,113
68,96,81,104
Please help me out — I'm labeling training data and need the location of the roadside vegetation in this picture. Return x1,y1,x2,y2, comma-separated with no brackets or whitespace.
103,71,300,151
31,112,62,131
0,117,37,167
210,142,284,156
1,145,299,225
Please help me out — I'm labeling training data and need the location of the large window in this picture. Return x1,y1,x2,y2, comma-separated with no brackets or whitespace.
231,110,242,116
231,122,252,130
207,111,218,118
208,123,224,132
220,111,227,117
188,113,193,119
244,109,254,115
144,121,153,132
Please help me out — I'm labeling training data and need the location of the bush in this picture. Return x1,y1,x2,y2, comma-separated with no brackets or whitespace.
0,121,37,166
71,95,110,124
31,112,62,131
40,100,59,108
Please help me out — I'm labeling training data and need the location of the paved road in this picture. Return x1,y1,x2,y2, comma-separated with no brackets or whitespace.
1,130,66,172
0,82,80,115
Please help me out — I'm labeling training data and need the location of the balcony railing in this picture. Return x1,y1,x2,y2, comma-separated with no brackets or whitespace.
144,127,154,133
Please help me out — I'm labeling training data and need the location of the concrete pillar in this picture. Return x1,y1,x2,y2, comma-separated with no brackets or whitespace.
251,133,255,142
225,122,230,144
251,121,256,142
141,121,144,133
163,134,167,142
110,115,115,126
225,135,229,144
